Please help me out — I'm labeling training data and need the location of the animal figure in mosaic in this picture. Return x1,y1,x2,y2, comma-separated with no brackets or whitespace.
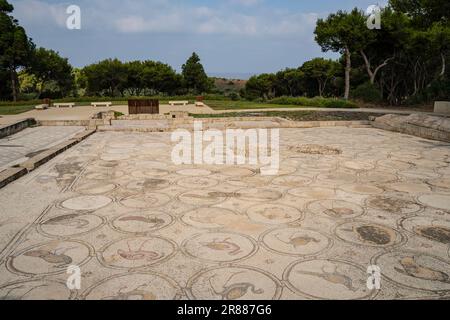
24,246,77,268
119,216,165,228
44,214,90,229
103,283,157,300
201,238,243,256
208,272,264,300
394,256,450,283
274,233,320,248
117,239,164,262
298,265,359,292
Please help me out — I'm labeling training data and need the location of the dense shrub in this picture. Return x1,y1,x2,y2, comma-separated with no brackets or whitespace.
268,96,357,108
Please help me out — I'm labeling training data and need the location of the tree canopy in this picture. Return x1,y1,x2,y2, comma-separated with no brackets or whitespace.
182,52,211,94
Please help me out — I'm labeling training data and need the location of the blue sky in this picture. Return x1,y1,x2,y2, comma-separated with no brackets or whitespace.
10,0,385,77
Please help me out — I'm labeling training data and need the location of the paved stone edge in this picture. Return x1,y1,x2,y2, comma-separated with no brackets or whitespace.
0,118,36,139
98,119,371,132
0,167,28,189
0,129,96,189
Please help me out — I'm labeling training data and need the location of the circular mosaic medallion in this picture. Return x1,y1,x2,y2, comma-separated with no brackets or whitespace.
246,204,303,225
237,188,283,202
105,148,134,155
39,213,106,238
284,259,375,300
7,240,93,276
226,175,273,188
74,181,117,195
219,167,255,177
316,171,356,184
101,154,130,161
400,216,450,245
0,279,75,300
178,190,228,206
340,184,384,195
261,228,332,257
427,178,450,190
344,161,375,171
334,221,404,248
272,176,313,188
307,200,364,219
288,187,336,199
358,171,397,184
177,177,219,189
99,236,177,270
108,142,137,149
60,195,112,211
125,179,171,191
187,266,282,300
177,169,212,177
131,169,169,178
119,193,171,209
373,251,450,292
386,182,431,194
182,207,240,229
111,212,174,235
82,272,181,300
182,232,257,263
366,195,421,215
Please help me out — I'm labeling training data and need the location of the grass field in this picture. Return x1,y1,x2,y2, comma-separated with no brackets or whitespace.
193,110,386,121
0,105,36,115
205,98,358,111
204,100,304,110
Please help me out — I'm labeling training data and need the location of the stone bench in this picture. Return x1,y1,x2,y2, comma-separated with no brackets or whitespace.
91,102,112,108
54,103,75,108
35,104,48,110
434,101,450,114
195,102,205,107
169,101,189,106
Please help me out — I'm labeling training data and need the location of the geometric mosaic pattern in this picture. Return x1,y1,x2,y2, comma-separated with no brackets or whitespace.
0,127,449,300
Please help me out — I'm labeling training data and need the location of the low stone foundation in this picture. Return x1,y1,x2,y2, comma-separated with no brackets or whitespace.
372,114,450,143
0,118,36,138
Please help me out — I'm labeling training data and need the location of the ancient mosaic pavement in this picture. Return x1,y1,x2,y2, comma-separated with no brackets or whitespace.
0,127,449,300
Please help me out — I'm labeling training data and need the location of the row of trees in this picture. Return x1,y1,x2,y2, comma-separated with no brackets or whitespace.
0,0,74,101
243,58,342,100
79,53,212,97
243,0,450,105
0,0,212,100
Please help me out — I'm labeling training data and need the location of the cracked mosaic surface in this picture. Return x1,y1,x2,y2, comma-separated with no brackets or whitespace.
0,127,450,300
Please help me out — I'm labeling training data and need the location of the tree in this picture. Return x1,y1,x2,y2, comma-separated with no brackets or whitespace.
390,0,450,28
358,8,410,85
81,59,127,96
300,58,340,97
0,13,34,101
428,22,450,78
182,52,211,94
315,9,368,99
243,73,277,100
29,48,74,97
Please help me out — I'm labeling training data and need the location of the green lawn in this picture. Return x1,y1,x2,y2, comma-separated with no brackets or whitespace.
193,110,386,121
204,100,310,110
0,105,36,115
204,98,358,110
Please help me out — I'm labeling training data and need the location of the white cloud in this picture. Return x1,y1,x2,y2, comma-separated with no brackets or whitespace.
13,0,318,38
228,0,262,7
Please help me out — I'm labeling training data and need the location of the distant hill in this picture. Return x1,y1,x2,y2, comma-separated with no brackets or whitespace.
212,77,247,94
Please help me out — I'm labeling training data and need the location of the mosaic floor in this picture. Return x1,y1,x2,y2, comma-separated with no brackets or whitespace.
0,127,449,300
